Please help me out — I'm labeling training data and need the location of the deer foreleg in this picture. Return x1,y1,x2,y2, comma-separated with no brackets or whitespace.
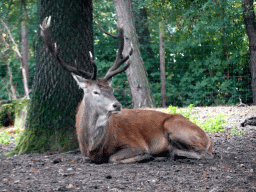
108,148,152,163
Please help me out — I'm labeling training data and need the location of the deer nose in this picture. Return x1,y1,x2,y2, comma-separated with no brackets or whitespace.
113,102,121,111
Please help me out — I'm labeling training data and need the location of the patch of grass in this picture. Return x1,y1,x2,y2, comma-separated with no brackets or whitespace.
200,114,225,133
162,105,225,133
0,131,11,145
0,126,23,145
231,127,245,136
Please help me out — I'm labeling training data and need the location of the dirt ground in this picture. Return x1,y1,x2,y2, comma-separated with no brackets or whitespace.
1,106,256,191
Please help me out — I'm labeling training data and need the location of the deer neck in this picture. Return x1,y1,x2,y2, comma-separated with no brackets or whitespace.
83,97,110,152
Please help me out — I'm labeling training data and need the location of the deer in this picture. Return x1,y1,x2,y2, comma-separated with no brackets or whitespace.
40,16,213,164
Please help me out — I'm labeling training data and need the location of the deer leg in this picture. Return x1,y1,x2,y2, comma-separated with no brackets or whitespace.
108,147,152,163
170,149,202,159
172,149,213,159
168,145,213,160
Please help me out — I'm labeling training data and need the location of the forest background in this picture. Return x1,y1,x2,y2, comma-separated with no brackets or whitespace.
0,0,252,107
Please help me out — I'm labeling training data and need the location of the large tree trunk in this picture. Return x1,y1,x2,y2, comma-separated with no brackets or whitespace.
21,22,30,99
10,0,94,155
243,0,256,105
113,0,155,108
159,21,166,107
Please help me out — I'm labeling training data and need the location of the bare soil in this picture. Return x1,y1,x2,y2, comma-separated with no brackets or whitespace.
1,106,256,191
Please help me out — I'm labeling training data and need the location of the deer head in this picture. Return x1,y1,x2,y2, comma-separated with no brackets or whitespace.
40,16,133,115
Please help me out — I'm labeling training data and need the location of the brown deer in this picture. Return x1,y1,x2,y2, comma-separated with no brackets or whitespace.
40,16,213,164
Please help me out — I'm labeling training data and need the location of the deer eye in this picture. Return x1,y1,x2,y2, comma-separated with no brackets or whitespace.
93,91,100,95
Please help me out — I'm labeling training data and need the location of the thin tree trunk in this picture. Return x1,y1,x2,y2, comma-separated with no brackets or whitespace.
159,21,166,107
6,60,17,100
113,0,155,108
242,0,256,105
0,19,30,99
21,22,30,99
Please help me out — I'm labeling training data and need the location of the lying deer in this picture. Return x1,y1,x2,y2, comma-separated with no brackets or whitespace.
40,16,213,163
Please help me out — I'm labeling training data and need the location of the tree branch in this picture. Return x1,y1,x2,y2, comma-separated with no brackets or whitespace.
0,19,22,60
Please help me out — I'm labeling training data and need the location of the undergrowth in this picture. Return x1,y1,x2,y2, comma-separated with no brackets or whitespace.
0,131,11,145
162,104,226,133
0,127,22,145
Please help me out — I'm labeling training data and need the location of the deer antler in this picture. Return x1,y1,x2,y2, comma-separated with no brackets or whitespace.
40,16,97,80
96,22,133,81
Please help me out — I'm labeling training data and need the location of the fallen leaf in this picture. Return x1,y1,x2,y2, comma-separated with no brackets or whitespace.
210,167,217,171
30,169,39,173
67,184,76,189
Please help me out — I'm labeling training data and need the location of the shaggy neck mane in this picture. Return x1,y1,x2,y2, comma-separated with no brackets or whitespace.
83,96,111,152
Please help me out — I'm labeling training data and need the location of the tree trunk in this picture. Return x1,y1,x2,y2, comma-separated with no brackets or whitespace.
113,0,155,108
10,0,94,155
159,21,166,107
133,6,155,58
242,0,256,105
6,60,17,100
21,22,30,99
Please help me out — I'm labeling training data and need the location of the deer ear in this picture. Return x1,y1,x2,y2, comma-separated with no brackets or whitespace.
72,73,90,89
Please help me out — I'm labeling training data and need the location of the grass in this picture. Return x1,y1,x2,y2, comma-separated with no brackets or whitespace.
230,127,245,136
0,131,11,145
0,126,23,145
162,104,225,133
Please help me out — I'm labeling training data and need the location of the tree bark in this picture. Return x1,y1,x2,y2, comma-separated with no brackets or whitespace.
6,60,17,100
21,22,30,99
159,21,166,107
11,0,94,155
242,0,256,105
113,0,155,108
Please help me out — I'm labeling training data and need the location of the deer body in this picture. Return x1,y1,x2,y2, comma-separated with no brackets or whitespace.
77,104,213,163
40,16,213,164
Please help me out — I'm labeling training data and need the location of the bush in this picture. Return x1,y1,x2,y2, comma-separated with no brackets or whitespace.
0,99,29,127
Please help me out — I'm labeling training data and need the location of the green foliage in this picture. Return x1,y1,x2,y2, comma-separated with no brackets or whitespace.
0,99,29,127
0,131,11,145
162,104,194,118
0,103,15,127
231,127,245,136
200,115,225,133
162,105,179,114
93,0,251,107
0,0,252,108
0,0,37,100
147,0,251,106
162,105,225,133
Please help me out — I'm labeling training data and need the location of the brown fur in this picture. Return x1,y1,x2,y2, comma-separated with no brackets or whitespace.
76,108,213,163
76,101,88,156
96,78,111,88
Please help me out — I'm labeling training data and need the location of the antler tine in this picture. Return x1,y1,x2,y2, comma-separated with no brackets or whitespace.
40,16,96,79
89,51,97,80
96,22,118,39
102,26,133,81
